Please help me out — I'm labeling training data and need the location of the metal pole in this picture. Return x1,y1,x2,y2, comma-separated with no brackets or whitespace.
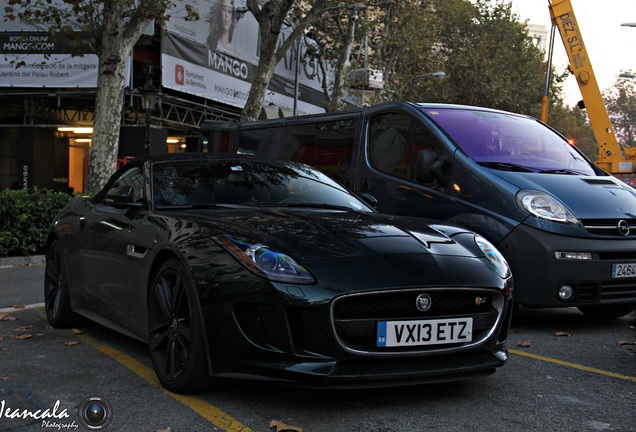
540,24,557,123
145,113,151,153
293,38,301,116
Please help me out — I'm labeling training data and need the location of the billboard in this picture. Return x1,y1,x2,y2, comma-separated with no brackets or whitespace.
0,1,101,88
162,0,330,114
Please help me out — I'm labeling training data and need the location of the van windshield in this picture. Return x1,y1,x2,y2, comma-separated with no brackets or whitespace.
419,107,596,176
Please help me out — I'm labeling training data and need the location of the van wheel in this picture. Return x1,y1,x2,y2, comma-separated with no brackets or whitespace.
577,303,636,319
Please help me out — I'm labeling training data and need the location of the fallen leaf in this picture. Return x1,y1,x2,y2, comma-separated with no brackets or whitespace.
0,313,17,321
0,335,4,341
13,325,34,331
617,340,635,346
155,428,172,432
269,419,303,432
61,341,80,346
36,333,45,337
12,334,32,340
516,340,532,347
12,305,24,309
71,329,83,335
555,331,572,337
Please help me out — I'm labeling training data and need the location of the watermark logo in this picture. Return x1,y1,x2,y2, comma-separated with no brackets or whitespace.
0,396,112,430
78,397,113,430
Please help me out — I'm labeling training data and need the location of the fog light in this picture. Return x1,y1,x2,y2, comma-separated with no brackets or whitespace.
558,285,574,301
555,251,592,260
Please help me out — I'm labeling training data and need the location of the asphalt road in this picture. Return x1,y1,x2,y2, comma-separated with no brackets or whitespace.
0,258,635,432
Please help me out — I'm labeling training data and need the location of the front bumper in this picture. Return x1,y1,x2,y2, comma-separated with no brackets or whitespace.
498,223,636,307
201,284,513,387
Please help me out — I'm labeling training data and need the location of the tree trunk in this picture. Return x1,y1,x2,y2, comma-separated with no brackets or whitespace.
325,10,359,112
85,1,155,194
84,1,127,194
241,0,327,122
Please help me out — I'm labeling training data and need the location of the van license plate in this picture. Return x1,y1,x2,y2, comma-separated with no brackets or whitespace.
612,263,636,278
376,318,473,347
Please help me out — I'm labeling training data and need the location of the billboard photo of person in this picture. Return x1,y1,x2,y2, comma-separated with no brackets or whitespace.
206,0,236,53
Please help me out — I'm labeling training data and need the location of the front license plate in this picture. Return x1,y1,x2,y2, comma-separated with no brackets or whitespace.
376,318,473,347
612,263,636,278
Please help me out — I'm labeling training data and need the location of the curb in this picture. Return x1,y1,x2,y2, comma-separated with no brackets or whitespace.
0,255,45,267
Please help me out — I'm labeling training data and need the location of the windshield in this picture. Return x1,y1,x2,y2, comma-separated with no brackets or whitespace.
151,158,373,212
419,107,596,176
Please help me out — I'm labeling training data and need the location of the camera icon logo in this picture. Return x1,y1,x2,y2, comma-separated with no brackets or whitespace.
78,397,113,430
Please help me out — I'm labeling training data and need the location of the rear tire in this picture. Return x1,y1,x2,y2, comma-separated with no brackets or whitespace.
148,258,213,393
577,303,636,319
44,240,79,328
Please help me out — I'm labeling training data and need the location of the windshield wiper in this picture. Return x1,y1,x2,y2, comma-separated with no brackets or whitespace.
477,161,534,172
156,203,250,210
277,202,370,214
538,169,581,175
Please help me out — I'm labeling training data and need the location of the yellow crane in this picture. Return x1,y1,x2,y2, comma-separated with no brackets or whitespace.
543,0,636,176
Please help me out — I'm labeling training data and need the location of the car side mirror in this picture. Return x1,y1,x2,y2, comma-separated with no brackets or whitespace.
415,149,451,187
358,192,378,208
104,186,142,208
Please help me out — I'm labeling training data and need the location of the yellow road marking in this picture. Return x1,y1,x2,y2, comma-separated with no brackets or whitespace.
27,304,633,428
80,334,252,432
510,349,636,383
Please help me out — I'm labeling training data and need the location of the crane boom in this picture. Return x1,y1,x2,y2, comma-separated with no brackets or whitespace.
548,0,636,174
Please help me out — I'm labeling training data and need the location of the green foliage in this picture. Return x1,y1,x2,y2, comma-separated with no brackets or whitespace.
0,188,71,257
545,101,597,161
604,73,636,148
407,0,547,114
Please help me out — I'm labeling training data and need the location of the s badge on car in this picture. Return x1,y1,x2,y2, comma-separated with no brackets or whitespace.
415,293,432,312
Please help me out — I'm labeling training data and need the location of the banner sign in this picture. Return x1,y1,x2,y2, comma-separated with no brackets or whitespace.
0,2,101,88
162,0,330,114
0,52,99,88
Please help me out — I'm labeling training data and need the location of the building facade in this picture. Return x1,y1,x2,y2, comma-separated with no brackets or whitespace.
0,0,330,193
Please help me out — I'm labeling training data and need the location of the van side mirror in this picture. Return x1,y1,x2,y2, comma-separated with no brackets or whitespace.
415,149,450,187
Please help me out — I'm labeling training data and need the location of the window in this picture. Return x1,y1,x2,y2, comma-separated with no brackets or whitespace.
369,113,440,182
237,119,357,183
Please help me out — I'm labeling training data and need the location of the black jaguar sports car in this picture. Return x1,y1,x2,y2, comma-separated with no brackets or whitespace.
45,153,513,393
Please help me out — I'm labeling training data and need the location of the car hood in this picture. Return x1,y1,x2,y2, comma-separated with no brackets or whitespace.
178,208,477,261
492,172,636,219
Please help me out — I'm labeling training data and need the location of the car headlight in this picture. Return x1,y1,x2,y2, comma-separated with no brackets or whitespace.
222,236,315,284
474,235,511,279
516,190,579,225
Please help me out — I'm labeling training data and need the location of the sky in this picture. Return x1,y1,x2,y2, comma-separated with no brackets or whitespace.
510,0,636,106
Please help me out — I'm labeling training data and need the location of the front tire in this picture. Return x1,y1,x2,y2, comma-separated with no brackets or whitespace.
577,303,636,319
148,258,212,393
44,240,79,328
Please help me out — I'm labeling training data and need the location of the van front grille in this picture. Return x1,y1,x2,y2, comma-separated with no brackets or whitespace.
581,219,636,237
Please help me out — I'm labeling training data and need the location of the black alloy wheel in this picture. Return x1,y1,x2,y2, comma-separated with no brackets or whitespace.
44,240,78,328
148,258,212,393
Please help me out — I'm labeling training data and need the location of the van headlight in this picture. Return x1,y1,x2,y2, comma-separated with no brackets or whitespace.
474,235,511,279
516,190,579,224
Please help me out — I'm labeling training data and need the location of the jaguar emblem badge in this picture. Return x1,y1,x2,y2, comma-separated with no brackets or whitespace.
416,294,432,312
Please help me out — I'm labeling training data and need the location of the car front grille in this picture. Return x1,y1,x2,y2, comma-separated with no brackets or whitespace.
331,288,503,354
